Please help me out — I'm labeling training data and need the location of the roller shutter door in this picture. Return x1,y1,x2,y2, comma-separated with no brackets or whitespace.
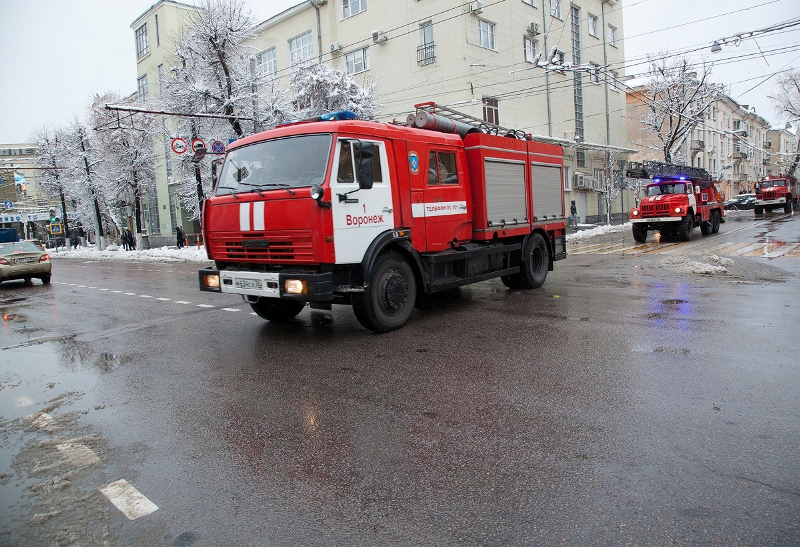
484,160,527,226
530,164,563,219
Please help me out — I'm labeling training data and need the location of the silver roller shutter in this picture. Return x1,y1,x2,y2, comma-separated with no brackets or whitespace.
484,159,527,226
530,164,564,219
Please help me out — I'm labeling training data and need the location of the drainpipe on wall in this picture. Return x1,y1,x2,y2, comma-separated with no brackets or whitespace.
309,1,323,62
541,0,552,137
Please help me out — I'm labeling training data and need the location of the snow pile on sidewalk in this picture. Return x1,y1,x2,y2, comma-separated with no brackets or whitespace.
48,244,211,264
566,222,632,242
661,255,729,275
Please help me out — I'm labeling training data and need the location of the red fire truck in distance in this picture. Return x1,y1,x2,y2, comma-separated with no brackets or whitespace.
754,175,797,215
198,106,567,332
626,162,725,243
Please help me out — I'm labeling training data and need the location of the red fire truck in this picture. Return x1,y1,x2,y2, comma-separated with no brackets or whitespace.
198,106,567,332
754,147,798,215
626,162,726,243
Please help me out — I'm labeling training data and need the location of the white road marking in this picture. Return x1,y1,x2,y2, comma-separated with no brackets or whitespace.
98,289,109,291
250,312,257,316
99,479,158,520
56,442,99,467
124,293,136,296
139,295,152,298
156,298,170,301
175,301,191,304
111,291,122,293
197,304,214,308
222,308,240,312
88,286,97,289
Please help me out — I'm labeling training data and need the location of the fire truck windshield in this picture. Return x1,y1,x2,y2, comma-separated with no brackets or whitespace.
215,134,332,195
647,182,686,196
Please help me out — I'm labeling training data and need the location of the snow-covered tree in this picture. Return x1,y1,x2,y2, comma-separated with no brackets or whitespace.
91,92,157,244
598,152,622,225
290,60,380,120
640,54,722,163
770,68,800,122
33,126,72,237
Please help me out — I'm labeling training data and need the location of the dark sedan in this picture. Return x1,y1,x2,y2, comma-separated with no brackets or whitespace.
724,194,756,210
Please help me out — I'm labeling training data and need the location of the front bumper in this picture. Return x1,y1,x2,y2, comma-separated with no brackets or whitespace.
631,216,682,224
198,268,333,301
754,198,786,206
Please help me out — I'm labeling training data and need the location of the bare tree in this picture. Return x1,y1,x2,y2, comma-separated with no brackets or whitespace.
770,68,800,122
640,54,722,163
598,152,622,225
33,126,72,240
290,60,381,120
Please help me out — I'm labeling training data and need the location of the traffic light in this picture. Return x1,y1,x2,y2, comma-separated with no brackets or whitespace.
49,207,56,222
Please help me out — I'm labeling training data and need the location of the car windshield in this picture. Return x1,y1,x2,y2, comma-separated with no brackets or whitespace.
0,241,42,255
647,182,686,196
215,134,332,196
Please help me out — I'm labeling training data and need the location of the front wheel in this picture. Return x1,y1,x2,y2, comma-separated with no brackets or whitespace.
700,219,712,236
754,206,763,215
711,211,721,234
784,200,793,214
250,298,306,322
632,223,647,243
352,251,417,333
678,214,693,241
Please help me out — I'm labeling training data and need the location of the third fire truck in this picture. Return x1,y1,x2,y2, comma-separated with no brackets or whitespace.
627,162,726,243
753,144,799,214
198,104,567,332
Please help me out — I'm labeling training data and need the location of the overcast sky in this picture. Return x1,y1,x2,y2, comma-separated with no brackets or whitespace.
1,0,798,144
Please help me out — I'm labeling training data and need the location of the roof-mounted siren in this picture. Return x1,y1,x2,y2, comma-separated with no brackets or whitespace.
330,42,343,53
372,30,387,45
469,0,484,15
408,111,481,138
527,22,541,36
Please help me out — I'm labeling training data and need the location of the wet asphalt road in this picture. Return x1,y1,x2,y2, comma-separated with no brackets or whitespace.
1,210,799,546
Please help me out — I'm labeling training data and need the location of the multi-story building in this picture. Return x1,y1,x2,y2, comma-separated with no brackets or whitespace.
133,0,631,228
765,126,799,176
626,88,770,199
0,143,53,240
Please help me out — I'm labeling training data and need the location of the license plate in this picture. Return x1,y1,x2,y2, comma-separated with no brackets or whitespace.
15,257,34,263
234,278,262,290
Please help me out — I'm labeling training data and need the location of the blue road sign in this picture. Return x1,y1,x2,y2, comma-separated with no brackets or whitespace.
211,140,226,154
3,200,12,209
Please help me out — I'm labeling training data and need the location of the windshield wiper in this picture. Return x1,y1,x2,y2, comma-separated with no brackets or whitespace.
261,183,296,196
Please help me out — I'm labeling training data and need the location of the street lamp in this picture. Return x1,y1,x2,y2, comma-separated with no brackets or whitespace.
710,41,722,53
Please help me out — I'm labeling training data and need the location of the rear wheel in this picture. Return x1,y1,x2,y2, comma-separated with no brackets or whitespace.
352,251,417,333
632,223,647,243
677,214,693,241
700,218,712,236
501,233,549,289
40,274,51,285
250,298,305,322
784,200,793,214
711,211,721,234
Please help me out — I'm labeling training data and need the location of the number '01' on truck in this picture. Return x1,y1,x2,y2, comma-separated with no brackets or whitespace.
198,106,567,332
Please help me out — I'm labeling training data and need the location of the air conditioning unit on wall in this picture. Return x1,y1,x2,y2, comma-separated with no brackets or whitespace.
330,42,343,52
527,22,541,35
469,0,484,15
574,173,585,188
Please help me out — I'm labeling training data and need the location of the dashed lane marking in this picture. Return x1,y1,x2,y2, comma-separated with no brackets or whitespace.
99,479,158,520
197,304,214,308
222,308,240,312
174,301,191,305
124,292,136,296
156,297,170,301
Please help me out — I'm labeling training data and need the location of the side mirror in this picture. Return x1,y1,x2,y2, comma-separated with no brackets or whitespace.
354,142,375,190
211,158,223,187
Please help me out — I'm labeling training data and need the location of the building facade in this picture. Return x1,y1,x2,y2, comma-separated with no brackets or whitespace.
765,127,799,176
133,0,631,226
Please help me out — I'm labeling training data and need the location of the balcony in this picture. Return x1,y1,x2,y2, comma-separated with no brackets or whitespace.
417,42,435,66
732,151,748,160
737,173,748,181
690,140,705,150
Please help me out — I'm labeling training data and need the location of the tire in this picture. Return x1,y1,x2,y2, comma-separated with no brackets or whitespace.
40,274,51,285
23,277,32,286
711,211,721,234
754,206,763,215
677,214,693,241
250,298,305,322
632,223,647,243
501,233,549,289
784,200,792,214
352,251,417,333
700,218,712,236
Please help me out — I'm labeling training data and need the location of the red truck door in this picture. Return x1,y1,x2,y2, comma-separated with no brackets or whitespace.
414,147,470,252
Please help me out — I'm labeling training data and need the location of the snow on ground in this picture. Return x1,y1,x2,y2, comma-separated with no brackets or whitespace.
47,244,211,264
566,222,632,242
660,255,729,275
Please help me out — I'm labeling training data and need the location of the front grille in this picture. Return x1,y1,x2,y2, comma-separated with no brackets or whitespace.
641,203,671,215
212,231,314,262
762,190,780,200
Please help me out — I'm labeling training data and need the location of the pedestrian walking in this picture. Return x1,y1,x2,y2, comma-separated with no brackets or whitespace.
176,226,185,249
122,229,131,251
569,200,578,230
127,229,136,251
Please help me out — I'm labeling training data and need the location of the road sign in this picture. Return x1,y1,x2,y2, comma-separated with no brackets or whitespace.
191,138,206,153
3,200,11,209
211,140,225,155
171,138,188,155
49,224,63,235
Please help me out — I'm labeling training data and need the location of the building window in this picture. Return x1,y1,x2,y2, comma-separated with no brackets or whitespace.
609,69,620,92
157,64,165,95
155,14,160,46
576,149,585,167
428,151,458,185
550,0,561,19
137,74,148,100
588,14,598,37
607,24,617,47
483,97,499,125
342,0,366,19
345,47,369,74
135,23,149,59
589,62,600,84
478,20,496,50
255,48,277,78
524,37,537,63
289,31,314,66
418,22,435,66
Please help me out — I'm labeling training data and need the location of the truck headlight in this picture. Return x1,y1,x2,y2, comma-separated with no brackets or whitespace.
674,207,683,214
632,210,639,216
285,279,307,294
202,273,220,288
310,185,324,201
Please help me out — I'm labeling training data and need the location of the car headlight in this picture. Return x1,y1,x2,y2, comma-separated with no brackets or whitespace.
310,185,324,201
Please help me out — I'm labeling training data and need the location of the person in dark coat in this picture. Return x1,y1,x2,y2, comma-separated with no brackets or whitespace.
569,200,578,229
122,229,131,251
176,226,185,249
127,229,136,251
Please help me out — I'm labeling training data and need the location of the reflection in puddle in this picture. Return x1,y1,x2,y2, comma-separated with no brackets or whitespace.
56,340,130,373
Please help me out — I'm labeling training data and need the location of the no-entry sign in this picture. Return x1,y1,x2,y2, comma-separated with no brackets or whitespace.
171,138,187,154
191,138,206,153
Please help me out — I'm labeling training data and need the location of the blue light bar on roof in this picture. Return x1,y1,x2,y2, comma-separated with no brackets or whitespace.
654,178,661,183
320,110,357,121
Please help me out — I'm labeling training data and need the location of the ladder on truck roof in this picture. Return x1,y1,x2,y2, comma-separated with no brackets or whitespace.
626,161,711,181
413,101,528,139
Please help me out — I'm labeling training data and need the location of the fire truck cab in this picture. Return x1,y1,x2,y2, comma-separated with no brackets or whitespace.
198,108,567,332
